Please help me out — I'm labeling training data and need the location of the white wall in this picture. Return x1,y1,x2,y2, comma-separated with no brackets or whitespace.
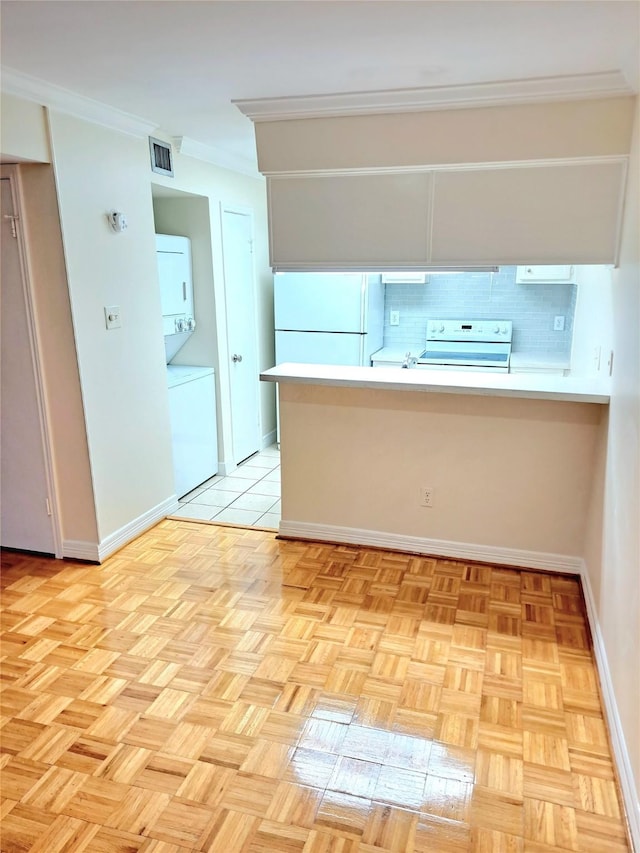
583,96,640,839
570,266,615,377
48,111,175,542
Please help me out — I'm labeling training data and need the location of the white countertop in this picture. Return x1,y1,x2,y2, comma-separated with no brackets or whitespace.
261,363,610,404
510,352,571,370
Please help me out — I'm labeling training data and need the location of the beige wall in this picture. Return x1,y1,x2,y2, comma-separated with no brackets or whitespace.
48,111,175,541
17,164,97,545
280,383,602,559
0,94,50,163
584,96,640,811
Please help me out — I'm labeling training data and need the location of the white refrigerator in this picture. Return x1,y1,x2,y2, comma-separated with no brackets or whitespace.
274,272,384,367
274,272,384,443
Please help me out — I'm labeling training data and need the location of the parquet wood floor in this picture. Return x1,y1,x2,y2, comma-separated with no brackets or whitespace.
0,520,630,852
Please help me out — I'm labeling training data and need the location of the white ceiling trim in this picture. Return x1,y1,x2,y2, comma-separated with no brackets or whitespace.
1,66,157,138
234,71,634,122
172,137,260,179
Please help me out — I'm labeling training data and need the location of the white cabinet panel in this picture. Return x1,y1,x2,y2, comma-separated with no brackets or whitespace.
268,172,432,269
515,265,575,283
431,161,625,265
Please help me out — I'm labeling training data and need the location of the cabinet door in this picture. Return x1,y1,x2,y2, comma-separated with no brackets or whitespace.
157,250,190,315
431,160,625,265
156,235,192,317
515,265,574,283
268,172,432,269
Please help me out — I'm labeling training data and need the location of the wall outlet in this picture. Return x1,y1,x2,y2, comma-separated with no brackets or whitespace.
553,315,565,331
593,345,601,371
390,310,400,326
419,486,434,507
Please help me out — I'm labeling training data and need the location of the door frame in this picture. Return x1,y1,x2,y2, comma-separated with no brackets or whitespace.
1,165,63,557
219,202,263,464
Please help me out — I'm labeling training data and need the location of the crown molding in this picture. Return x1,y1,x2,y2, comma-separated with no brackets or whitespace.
172,136,260,179
1,66,157,138
234,71,635,122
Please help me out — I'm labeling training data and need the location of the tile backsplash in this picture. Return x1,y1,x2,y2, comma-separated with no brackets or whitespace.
383,266,576,356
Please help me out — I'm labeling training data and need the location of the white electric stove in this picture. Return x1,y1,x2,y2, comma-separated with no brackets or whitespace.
416,319,513,372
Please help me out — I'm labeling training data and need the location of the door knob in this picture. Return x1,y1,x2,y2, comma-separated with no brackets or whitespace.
232,353,243,363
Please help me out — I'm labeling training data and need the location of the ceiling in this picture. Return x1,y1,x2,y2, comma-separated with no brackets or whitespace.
1,1,639,173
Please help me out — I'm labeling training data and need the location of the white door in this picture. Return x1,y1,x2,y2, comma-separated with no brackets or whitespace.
1,177,56,554
221,207,261,464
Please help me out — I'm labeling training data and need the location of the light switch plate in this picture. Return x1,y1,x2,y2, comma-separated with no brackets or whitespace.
104,305,121,330
390,310,400,326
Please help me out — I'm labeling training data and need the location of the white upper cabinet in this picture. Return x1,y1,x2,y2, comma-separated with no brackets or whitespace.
515,265,575,284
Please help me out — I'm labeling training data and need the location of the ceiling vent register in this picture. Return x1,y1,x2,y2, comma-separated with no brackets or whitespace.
149,137,174,177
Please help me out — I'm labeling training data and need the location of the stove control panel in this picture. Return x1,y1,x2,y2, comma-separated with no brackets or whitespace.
426,319,512,343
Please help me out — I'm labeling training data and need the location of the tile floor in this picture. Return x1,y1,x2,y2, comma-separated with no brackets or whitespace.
171,444,281,529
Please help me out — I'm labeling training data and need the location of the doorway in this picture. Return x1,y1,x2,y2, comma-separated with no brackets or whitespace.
1,174,58,554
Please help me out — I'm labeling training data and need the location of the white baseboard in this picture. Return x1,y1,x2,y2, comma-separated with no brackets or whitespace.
278,520,583,573
62,539,101,562
580,563,640,852
96,496,179,562
262,429,277,449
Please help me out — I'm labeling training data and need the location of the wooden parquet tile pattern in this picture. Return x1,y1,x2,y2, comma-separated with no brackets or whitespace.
0,520,630,852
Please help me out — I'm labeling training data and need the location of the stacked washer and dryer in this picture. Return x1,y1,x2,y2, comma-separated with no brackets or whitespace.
156,234,218,498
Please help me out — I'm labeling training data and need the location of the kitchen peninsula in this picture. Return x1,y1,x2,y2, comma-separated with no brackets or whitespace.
261,363,609,572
